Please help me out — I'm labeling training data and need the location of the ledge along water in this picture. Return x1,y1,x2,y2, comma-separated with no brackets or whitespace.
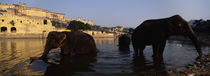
0,37,209,75
0,33,115,39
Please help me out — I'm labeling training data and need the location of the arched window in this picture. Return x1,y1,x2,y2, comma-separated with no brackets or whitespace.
1,27,7,32
92,32,95,35
43,19,47,25
11,27,16,33
2,19,4,22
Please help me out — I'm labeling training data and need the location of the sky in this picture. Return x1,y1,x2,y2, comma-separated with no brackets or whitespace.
0,0,210,28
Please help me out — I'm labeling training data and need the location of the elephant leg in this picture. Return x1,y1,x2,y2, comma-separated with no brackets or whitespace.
158,40,166,59
152,43,159,63
152,41,166,64
60,48,64,55
59,47,72,64
138,45,145,56
133,43,139,56
60,53,71,64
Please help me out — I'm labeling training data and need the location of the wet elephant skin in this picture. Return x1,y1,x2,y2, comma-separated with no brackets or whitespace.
30,31,98,63
131,15,202,63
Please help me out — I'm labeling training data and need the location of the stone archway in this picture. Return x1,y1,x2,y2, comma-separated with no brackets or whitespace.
43,19,47,25
1,27,7,32
11,27,16,33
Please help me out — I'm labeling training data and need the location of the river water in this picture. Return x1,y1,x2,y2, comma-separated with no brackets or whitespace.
0,38,209,75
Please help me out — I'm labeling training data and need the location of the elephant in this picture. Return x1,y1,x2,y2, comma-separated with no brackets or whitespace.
118,34,130,51
131,15,202,63
30,31,98,63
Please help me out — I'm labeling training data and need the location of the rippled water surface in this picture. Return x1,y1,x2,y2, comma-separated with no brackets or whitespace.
0,38,210,75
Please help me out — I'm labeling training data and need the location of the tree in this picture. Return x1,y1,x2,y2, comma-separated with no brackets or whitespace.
84,23,91,30
51,21,68,28
67,20,91,31
91,25,102,31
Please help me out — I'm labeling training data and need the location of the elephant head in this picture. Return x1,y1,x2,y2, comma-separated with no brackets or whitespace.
41,31,66,59
30,31,66,63
30,31,98,64
169,15,202,58
41,31,67,59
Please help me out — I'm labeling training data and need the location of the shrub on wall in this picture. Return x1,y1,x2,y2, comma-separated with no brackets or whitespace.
67,20,91,31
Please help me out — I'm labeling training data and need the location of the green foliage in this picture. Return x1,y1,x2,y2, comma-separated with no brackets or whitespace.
67,20,91,31
51,21,67,28
124,28,134,34
91,25,103,31
10,20,15,26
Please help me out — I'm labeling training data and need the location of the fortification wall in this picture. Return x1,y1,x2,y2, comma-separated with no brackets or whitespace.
0,4,15,10
20,9,47,18
0,14,55,34
0,3,94,25
0,3,65,21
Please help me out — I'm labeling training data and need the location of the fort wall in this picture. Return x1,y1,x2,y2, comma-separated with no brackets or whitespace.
0,3,94,25
0,14,55,34
0,3,106,38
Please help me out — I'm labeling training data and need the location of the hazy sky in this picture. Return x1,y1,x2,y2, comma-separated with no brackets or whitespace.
1,0,210,27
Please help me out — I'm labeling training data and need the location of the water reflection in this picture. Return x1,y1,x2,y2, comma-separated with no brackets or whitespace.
132,56,168,76
94,38,118,45
0,38,209,75
45,55,96,76
0,39,45,74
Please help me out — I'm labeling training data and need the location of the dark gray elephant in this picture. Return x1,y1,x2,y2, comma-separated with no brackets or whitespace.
30,31,98,63
118,34,130,51
132,15,202,63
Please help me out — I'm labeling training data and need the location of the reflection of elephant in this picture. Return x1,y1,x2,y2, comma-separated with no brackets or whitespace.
132,56,168,76
30,31,98,62
132,15,202,62
118,34,130,51
45,55,96,76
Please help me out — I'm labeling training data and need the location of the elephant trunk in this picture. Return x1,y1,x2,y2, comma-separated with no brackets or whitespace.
40,44,51,59
187,27,202,58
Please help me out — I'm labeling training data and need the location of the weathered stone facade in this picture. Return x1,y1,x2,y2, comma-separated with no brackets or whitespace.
0,3,94,25
0,14,54,34
0,3,66,21
0,3,94,34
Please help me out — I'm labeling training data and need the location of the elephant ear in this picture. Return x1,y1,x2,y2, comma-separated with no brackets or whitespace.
55,32,67,47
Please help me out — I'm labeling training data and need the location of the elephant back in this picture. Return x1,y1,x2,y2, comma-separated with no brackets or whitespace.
65,31,98,55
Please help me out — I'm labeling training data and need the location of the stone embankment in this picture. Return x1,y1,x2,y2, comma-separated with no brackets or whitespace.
179,35,210,76
169,35,210,76
0,33,115,39
0,33,47,39
179,54,210,76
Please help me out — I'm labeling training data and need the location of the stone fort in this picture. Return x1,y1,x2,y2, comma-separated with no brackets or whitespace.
0,3,94,34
